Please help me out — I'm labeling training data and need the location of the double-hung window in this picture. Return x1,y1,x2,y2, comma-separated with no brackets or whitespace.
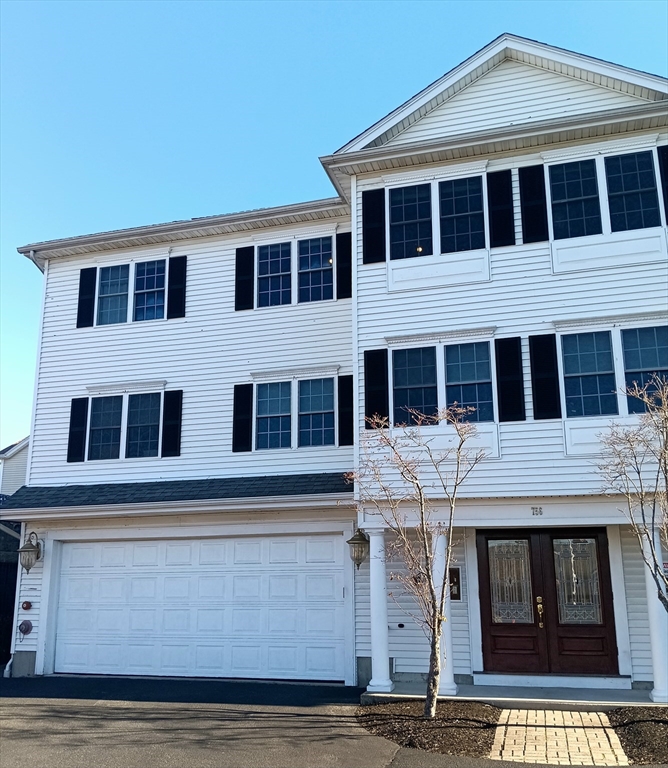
258,243,291,307
549,159,603,240
88,396,124,460
392,347,438,425
133,260,166,321
298,237,333,303
561,331,617,417
256,382,291,449
298,378,335,446
445,342,494,422
389,184,433,260
604,151,661,233
439,176,485,253
97,266,130,325
126,393,162,457
621,325,668,413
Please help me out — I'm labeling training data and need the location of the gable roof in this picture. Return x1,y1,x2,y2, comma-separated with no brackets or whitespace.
336,33,667,154
0,437,29,459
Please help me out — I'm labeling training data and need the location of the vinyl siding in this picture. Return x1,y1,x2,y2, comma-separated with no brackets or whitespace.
385,60,650,147
354,534,471,676
29,222,354,485
0,445,28,495
620,526,653,681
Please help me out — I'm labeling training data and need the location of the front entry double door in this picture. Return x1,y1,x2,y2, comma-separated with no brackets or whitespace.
477,529,618,675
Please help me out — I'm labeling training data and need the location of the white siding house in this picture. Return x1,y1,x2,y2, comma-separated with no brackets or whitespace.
3,34,667,700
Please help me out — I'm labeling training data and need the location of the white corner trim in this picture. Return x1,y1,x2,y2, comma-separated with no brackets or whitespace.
540,134,660,162
381,159,489,187
385,326,497,346
86,380,168,395
250,365,341,382
553,311,668,331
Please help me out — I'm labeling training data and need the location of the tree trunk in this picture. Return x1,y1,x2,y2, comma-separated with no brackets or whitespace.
423,628,441,718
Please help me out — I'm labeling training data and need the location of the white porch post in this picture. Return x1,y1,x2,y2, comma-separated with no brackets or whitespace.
367,527,394,693
433,528,458,696
643,531,668,703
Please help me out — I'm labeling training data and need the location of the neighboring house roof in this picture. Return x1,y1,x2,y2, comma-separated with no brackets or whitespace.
0,437,29,459
1,472,352,511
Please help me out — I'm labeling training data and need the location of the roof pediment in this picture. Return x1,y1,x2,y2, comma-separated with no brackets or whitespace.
335,34,668,154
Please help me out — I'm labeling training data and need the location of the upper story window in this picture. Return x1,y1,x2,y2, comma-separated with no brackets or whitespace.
67,389,183,462
439,176,485,253
133,260,166,321
258,243,291,307
549,159,602,240
298,378,335,446
77,256,186,329
445,341,494,422
389,184,433,260
97,266,130,325
561,331,617,417
392,347,437,425
298,237,333,303
256,382,291,449
621,325,668,413
604,151,661,233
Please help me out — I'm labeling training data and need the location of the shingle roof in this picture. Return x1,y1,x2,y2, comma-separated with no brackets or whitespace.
2,472,352,510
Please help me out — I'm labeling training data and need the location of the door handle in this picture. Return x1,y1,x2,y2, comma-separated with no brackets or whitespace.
536,596,544,628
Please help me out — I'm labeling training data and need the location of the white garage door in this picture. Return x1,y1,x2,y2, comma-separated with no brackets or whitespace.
55,535,346,680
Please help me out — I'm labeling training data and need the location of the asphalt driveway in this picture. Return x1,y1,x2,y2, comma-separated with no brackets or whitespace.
0,676,543,768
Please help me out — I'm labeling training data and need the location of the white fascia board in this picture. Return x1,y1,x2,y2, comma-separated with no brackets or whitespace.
322,101,668,175
0,492,355,522
0,437,30,460
336,34,667,154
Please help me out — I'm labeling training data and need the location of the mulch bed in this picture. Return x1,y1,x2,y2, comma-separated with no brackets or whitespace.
356,700,501,757
607,706,668,765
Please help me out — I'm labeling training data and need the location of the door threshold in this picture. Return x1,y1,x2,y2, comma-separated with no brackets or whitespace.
473,672,632,690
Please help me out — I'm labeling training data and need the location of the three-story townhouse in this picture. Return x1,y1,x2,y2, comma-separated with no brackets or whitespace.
4,34,668,701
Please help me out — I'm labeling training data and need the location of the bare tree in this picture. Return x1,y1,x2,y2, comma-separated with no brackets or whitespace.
349,406,486,718
598,374,668,612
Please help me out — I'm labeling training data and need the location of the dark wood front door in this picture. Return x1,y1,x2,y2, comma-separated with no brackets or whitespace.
477,529,618,675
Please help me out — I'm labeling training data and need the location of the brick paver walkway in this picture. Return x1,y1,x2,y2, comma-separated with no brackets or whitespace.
489,709,629,765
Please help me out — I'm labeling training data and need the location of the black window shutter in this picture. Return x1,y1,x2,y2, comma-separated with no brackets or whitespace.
336,232,352,299
657,146,668,221
495,337,526,422
363,349,389,427
76,267,97,328
529,335,562,420
235,247,255,311
67,398,89,462
362,189,386,264
519,165,549,244
161,390,183,457
487,170,516,248
232,383,253,452
166,256,187,319
338,375,354,445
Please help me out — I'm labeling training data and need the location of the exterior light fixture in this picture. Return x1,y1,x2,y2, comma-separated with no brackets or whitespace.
18,532,41,574
347,529,369,569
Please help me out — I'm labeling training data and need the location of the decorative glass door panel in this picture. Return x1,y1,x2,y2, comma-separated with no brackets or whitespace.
477,529,618,676
552,538,602,625
488,540,534,624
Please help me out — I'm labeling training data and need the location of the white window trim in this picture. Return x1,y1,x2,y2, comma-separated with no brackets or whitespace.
83,389,166,462
253,234,338,310
252,375,342,452
94,257,169,328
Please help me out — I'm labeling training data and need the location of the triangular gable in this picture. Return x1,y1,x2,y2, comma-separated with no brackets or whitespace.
382,58,652,148
337,34,668,153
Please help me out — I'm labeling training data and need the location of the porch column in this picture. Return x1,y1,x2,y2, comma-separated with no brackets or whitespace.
643,531,668,703
367,527,394,693
433,528,458,696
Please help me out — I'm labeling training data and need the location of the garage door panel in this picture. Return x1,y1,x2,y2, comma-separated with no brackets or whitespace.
55,535,346,681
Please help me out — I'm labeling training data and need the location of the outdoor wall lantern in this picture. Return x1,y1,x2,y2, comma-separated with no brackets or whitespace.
347,529,369,569
18,532,42,574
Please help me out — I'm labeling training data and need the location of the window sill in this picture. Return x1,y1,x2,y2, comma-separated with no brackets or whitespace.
387,248,490,292
551,226,667,275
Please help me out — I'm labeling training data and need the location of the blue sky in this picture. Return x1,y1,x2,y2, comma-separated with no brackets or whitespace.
1,0,667,447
